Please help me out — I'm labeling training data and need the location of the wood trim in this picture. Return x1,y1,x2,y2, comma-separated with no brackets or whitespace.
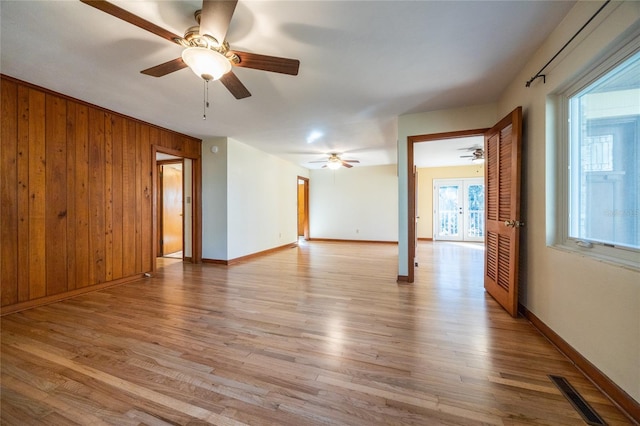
397,275,410,282
309,238,398,244
156,159,184,166
409,129,490,144
228,242,298,264
151,146,203,271
151,147,159,273
156,163,164,257
406,128,489,284
192,155,202,264
407,141,415,283
417,237,433,241
154,145,200,160
202,242,299,266
0,274,146,316
0,74,201,142
520,305,640,423
202,259,229,265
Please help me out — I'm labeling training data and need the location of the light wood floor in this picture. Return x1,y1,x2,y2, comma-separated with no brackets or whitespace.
1,241,631,425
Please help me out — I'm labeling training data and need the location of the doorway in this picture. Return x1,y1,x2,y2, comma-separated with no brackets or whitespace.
152,146,201,272
158,161,183,258
433,178,485,242
407,108,523,318
407,128,488,283
297,177,309,241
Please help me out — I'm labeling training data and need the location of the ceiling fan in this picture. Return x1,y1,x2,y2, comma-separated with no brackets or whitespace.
309,153,360,169
459,147,485,162
80,0,300,100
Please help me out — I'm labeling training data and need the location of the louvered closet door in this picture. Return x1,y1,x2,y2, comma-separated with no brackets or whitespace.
484,107,522,317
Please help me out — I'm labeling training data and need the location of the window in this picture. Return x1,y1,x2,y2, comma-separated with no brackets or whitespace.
558,46,640,269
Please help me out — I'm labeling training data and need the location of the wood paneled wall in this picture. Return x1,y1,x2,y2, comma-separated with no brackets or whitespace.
1,76,201,312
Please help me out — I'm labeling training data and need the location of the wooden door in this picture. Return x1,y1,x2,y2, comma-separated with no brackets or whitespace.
484,107,523,317
297,177,309,240
298,179,305,237
161,164,183,255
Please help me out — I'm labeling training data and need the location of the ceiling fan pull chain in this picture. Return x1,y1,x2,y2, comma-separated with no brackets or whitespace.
203,79,211,120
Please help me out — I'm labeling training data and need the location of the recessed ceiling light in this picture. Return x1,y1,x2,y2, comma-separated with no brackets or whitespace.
306,131,323,144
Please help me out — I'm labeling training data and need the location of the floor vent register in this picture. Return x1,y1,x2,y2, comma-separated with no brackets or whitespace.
549,375,607,426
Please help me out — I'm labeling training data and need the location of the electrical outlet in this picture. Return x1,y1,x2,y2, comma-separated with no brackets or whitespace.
356,229,359,234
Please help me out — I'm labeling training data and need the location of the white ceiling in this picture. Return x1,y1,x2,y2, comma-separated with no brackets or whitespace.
0,0,575,169
414,136,484,168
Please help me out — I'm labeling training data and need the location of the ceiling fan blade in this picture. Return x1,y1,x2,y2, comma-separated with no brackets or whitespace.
141,58,188,77
80,0,182,45
341,162,353,168
219,71,251,99
199,0,238,45
231,51,300,75
343,160,360,163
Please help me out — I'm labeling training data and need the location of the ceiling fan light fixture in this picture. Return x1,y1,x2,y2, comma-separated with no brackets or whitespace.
181,47,231,81
327,160,342,170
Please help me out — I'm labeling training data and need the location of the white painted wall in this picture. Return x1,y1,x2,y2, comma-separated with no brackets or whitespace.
397,104,498,275
201,137,228,260
226,138,309,260
201,138,308,261
496,1,640,402
398,0,640,402
310,165,398,242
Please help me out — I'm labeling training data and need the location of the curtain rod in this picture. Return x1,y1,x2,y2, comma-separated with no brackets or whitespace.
525,0,611,87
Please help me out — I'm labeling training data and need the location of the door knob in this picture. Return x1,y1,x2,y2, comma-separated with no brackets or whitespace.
504,220,524,228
